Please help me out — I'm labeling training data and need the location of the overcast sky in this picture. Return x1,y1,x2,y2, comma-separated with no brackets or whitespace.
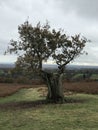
0,0,98,65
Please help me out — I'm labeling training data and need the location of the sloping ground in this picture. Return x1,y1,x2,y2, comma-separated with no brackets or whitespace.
0,86,98,130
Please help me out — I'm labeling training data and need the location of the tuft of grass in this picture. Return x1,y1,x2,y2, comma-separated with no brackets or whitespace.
0,86,98,130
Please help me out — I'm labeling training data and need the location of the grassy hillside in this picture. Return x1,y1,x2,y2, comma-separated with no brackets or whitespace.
0,84,98,130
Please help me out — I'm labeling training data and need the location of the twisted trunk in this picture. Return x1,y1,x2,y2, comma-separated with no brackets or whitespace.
42,71,64,103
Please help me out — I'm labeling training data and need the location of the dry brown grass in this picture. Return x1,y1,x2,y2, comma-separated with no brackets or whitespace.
0,81,98,98
64,81,98,94
0,83,41,97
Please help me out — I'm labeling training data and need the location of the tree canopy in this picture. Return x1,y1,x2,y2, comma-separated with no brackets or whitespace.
6,20,87,74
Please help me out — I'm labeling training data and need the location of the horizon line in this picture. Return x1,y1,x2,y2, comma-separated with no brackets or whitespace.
0,62,98,67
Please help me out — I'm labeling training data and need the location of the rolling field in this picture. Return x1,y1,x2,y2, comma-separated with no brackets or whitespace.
0,82,98,130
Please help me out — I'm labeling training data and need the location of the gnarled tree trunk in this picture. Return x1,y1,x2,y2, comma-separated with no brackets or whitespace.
42,71,64,103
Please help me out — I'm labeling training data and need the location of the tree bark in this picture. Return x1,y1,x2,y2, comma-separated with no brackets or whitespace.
42,71,64,103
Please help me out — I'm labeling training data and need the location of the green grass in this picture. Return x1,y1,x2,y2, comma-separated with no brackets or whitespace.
0,87,98,130
0,88,44,104
90,74,98,80
72,74,83,80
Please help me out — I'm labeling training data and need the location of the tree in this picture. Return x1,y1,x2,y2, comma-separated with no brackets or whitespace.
6,20,88,103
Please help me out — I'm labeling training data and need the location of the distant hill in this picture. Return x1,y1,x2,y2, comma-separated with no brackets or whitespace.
0,63,15,69
43,64,98,70
67,65,98,70
0,63,98,70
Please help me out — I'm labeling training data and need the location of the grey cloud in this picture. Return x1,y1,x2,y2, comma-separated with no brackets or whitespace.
0,0,98,65
53,0,98,20
1,0,98,20
72,41,98,65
